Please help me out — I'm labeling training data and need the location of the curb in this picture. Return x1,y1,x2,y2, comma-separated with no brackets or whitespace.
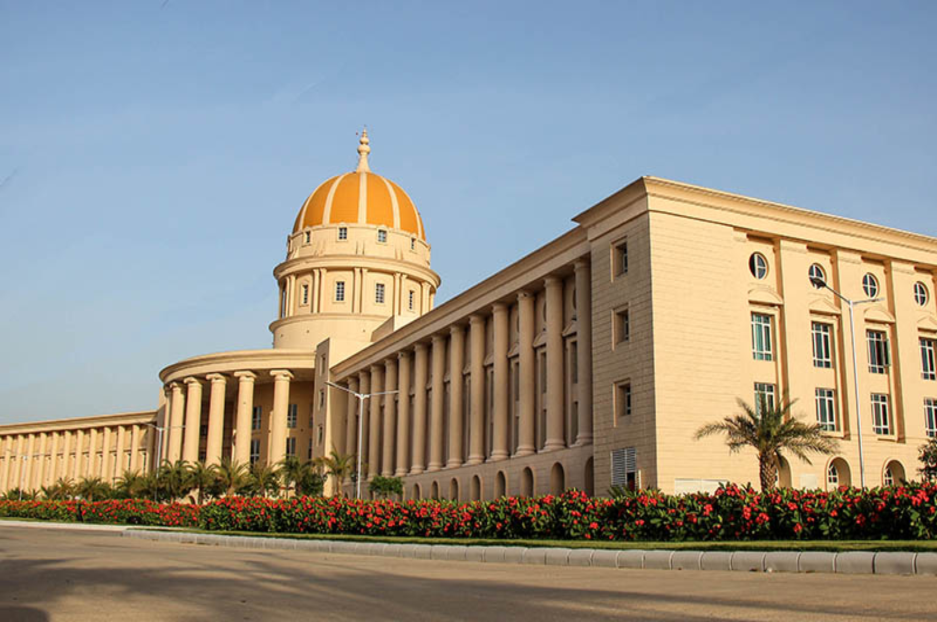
120,530,937,576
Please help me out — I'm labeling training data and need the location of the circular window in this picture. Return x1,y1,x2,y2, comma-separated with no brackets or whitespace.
808,264,826,288
914,282,929,307
862,274,879,298
749,253,768,279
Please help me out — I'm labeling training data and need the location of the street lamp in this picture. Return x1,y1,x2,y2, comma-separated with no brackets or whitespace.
325,381,398,499
809,275,881,488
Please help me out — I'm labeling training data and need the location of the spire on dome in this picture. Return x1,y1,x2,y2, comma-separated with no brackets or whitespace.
356,127,371,173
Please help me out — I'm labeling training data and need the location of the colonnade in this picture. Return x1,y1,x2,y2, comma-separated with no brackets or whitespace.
341,261,594,481
0,422,154,492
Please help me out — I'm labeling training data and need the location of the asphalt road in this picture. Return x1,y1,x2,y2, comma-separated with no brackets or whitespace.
0,526,934,622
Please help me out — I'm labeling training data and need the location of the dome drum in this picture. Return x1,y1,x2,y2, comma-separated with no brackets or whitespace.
287,222,431,267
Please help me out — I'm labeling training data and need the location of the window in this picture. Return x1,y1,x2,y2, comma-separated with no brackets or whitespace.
925,398,937,438
815,388,837,432
922,338,936,380
867,330,890,374
318,390,325,409
914,282,929,307
280,286,287,318
614,308,630,344
615,382,632,418
827,462,839,487
410,238,416,251
571,341,578,384
250,439,260,465
754,383,776,415
809,264,826,288
338,226,348,240
749,253,768,279
883,466,896,487
812,322,833,368
751,313,773,361
375,283,386,304
251,406,262,431
871,393,891,435
862,273,879,298
287,403,298,428
408,290,415,311
335,281,346,302
317,425,324,446
286,437,296,457
615,240,628,276
377,230,387,243
611,447,637,490
308,439,314,460
304,231,310,244
301,283,309,306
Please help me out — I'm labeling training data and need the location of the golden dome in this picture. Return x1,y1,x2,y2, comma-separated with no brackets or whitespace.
293,129,426,240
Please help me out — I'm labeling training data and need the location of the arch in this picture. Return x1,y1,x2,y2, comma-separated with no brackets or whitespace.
826,457,851,490
430,481,439,500
495,471,507,498
521,467,534,497
412,483,422,500
470,475,482,501
883,460,906,486
550,462,566,495
449,477,460,501
777,456,792,488
583,457,594,496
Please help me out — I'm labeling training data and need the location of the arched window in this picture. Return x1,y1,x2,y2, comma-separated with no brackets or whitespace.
749,253,768,279
827,462,839,487
914,282,929,307
862,273,879,298
809,264,826,288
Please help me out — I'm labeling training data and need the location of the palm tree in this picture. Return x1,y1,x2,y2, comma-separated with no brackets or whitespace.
188,462,219,504
314,451,355,497
277,456,307,497
158,460,195,502
245,462,279,498
695,397,839,492
75,476,109,501
215,457,249,497
114,470,145,499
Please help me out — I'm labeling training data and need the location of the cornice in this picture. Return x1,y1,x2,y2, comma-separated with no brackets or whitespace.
0,410,157,435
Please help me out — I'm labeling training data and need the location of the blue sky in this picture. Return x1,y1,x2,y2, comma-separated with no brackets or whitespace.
1,1,935,424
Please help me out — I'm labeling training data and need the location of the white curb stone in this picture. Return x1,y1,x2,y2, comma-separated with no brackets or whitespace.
913,552,937,575
730,552,765,572
567,549,594,567
544,548,572,566
700,551,732,571
644,550,674,570
764,552,800,573
872,552,915,575
798,551,835,573
835,552,874,574
671,551,702,571
590,550,618,568
616,550,645,569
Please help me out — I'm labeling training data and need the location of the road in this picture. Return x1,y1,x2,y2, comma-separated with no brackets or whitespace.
0,526,933,621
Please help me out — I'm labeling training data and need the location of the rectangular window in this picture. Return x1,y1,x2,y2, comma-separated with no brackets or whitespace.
815,388,837,432
250,439,260,465
615,382,632,418
318,390,325,409
338,227,348,240
287,404,298,429
922,338,936,380
751,313,773,361
308,439,314,460
301,283,309,305
611,447,637,490
754,382,776,415
871,393,891,435
408,290,415,311
286,437,296,457
812,322,833,368
251,406,262,431
317,425,324,446
615,240,628,276
925,398,937,438
570,341,578,384
335,281,345,302
377,230,387,243
304,231,310,244
615,308,630,344
867,330,890,374
376,283,386,304
410,238,415,251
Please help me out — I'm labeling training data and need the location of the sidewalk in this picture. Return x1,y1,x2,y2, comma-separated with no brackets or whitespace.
0,519,133,532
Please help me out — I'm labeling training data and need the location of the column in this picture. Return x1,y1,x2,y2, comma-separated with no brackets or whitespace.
0,437,10,492
11,435,24,492
428,335,446,471
468,315,486,465
446,325,465,468
147,426,158,472
267,370,293,467
344,376,360,457
130,425,141,472
205,373,227,465
182,377,204,463
368,364,384,478
395,351,411,476
517,291,536,456
48,432,60,485
88,428,98,479
100,427,112,480
411,343,428,474
574,259,594,445
71,430,83,480
61,431,72,483
544,276,565,451
233,372,257,466
492,302,510,460
382,358,397,476
167,383,186,462
114,426,127,478
33,433,46,489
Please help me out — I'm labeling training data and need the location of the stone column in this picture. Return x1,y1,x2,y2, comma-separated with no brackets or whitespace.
71,430,83,480
32,433,45,489
130,425,141,472
48,432,60,484
11,435,25,492
61,431,72,483
368,364,384,479
114,425,127,478
492,302,510,461
233,372,256,466
88,428,99,479
205,373,227,466
100,428,111,481
167,383,186,462
574,259,594,445
382,358,397,476
447,325,465,468
182,377,204,463
344,377,360,458
544,276,565,451
516,291,536,456
0,437,10,492
395,351,411,477
411,343,428,474
428,335,446,472
267,370,293,468
468,315,486,465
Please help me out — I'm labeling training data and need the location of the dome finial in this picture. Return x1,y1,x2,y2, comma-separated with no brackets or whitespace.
356,126,371,173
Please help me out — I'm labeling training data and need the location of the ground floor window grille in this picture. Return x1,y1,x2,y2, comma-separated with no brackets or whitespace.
611,447,637,491
250,439,260,465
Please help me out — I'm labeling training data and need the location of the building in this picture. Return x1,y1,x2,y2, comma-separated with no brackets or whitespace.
1,132,936,498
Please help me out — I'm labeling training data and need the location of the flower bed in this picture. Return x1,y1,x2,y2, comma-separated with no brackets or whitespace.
2,483,935,541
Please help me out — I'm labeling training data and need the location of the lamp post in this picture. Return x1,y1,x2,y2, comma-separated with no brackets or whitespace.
809,275,881,488
325,381,398,499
